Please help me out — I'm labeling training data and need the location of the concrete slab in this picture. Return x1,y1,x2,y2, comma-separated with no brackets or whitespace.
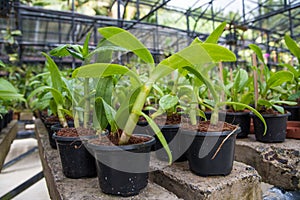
150,159,262,200
0,120,18,171
235,134,300,190
35,119,182,200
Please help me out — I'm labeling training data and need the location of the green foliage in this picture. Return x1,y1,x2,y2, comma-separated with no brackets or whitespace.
249,44,296,113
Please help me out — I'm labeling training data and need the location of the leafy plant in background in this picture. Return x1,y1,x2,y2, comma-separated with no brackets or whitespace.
0,78,25,116
279,34,300,103
249,44,297,113
28,53,73,127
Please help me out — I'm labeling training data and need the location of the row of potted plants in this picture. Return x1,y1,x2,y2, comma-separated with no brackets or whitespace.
28,22,298,197
0,60,25,132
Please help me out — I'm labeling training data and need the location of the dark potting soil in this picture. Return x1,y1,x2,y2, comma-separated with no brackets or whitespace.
181,120,238,132
154,113,181,125
44,115,74,124
258,108,286,115
57,127,96,137
89,130,151,146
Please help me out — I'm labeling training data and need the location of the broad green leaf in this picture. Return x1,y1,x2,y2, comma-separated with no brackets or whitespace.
279,63,299,78
42,52,64,92
284,34,300,62
0,78,19,93
49,45,70,57
72,63,141,84
48,87,65,106
151,43,236,82
27,85,51,101
95,77,114,130
267,71,293,88
0,91,24,101
98,27,154,65
159,94,178,111
139,111,172,164
258,99,273,108
95,97,118,132
205,22,226,44
233,68,248,92
249,44,265,65
272,104,284,114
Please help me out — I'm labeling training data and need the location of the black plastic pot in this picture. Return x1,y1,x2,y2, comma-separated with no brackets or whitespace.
154,124,187,162
283,105,300,121
222,111,250,138
86,134,155,197
252,112,290,143
52,132,97,179
48,121,74,149
182,127,240,176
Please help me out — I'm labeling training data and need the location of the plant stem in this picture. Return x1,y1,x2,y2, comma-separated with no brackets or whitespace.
83,78,90,128
119,83,152,145
57,105,68,128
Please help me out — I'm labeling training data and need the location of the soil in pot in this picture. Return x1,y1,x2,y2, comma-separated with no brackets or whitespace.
182,121,240,176
44,115,74,149
251,109,290,143
53,127,97,178
154,113,187,162
87,131,155,197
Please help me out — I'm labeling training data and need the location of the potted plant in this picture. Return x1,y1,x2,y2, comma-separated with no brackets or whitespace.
178,23,267,176
213,66,254,138
249,44,296,142
280,34,300,121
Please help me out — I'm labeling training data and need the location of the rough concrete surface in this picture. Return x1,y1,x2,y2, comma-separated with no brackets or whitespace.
235,134,300,190
35,119,182,200
150,159,262,200
0,120,18,171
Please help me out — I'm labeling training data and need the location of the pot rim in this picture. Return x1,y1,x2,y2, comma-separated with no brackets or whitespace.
181,127,241,137
250,111,291,118
86,134,155,152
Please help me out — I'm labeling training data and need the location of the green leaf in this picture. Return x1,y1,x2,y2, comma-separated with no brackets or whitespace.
0,60,5,67
139,111,172,164
95,77,114,130
233,68,248,92
279,63,299,78
249,44,265,65
0,78,19,93
49,45,71,57
284,34,300,62
67,48,84,60
41,52,64,92
72,63,140,84
205,22,226,44
159,94,178,111
83,32,91,58
95,97,118,132
98,27,154,65
151,43,236,82
272,104,284,114
267,71,294,88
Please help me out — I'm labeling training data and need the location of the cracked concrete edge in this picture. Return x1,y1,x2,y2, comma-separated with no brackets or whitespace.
0,120,18,172
150,160,262,200
235,135,300,190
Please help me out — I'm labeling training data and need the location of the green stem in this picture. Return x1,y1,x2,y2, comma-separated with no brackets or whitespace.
119,83,152,145
57,105,68,128
83,78,90,128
